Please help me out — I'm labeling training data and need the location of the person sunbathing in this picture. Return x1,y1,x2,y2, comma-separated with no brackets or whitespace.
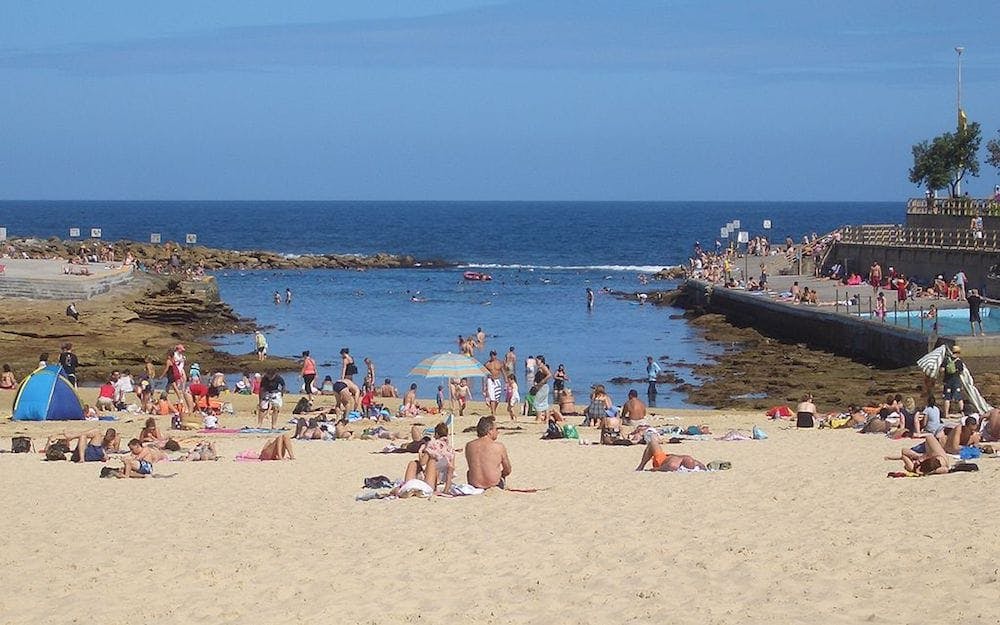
635,435,705,472
74,428,119,462
884,433,951,475
241,434,295,460
180,441,218,461
121,438,167,478
601,409,632,446
138,417,163,444
980,409,1000,442
465,416,511,489
399,423,454,494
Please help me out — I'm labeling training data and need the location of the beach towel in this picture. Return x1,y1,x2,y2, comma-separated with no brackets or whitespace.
766,406,793,419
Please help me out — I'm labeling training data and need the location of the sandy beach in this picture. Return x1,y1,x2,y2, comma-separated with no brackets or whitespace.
2,393,998,625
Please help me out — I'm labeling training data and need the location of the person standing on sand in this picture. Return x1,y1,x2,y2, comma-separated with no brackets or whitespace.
59,342,79,387
364,357,375,388
465,416,512,489
455,378,472,416
531,355,552,415
476,327,486,351
255,331,268,361
483,350,504,418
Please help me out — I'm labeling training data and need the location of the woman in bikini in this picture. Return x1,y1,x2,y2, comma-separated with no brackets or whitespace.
635,435,705,472
885,433,951,475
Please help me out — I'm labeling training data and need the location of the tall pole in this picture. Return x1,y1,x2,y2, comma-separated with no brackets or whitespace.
955,46,965,196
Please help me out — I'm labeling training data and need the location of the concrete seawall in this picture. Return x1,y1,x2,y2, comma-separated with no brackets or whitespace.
827,242,998,293
0,262,134,300
681,280,934,367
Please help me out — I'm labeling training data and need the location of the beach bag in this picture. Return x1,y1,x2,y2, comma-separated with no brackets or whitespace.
562,425,579,439
11,436,31,453
45,446,68,461
542,421,564,440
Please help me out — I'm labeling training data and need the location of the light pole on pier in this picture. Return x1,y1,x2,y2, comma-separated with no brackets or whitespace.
955,46,965,196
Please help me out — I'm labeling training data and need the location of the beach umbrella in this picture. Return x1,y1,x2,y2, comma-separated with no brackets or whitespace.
918,345,993,415
410,352,490,444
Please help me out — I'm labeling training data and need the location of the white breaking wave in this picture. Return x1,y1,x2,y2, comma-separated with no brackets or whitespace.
460,263,676,273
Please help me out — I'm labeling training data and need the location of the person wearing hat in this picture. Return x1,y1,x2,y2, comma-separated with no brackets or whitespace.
941,346,964,418
188,362,201,382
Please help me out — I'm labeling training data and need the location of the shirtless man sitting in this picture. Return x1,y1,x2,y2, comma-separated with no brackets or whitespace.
121,438,167,478
379,379,399,398
620,390,648,426
465,416,512,489
635,435,705,472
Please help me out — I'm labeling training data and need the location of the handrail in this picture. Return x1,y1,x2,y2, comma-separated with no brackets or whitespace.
907,197,1000,216
838,224,1000,251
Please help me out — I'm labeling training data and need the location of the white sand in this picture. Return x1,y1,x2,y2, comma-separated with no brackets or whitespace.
1,396,998,625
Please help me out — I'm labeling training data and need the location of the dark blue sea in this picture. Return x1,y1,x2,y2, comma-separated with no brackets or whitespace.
0,201,903,407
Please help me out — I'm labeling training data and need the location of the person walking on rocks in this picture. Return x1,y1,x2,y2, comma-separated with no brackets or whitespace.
255,331,268,361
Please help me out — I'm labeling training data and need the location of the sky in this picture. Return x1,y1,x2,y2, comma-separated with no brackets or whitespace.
1,0,999,201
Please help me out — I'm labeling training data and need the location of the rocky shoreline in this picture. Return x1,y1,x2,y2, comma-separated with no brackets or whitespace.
0,273,299,385
624,286,1000,411
5,237,454,271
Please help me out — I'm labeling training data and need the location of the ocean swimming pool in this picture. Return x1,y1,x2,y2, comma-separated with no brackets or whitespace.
864,305,999,335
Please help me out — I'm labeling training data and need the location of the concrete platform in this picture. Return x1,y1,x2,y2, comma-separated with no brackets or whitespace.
687,252,1000,362
0,258,134,300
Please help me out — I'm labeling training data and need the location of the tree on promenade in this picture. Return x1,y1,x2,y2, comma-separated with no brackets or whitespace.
909,122,981,198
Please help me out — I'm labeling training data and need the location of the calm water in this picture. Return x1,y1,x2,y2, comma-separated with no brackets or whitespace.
0,201,904,406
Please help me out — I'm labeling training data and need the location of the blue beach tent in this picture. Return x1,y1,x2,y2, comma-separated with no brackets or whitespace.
12,365,84,421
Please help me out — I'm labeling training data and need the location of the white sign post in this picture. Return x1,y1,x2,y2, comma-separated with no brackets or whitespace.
733,219,741,229
185,234,197,245
0,227,6,241
150,233,161,244
763,219,772,230
69,228,81,238
90,228,102,239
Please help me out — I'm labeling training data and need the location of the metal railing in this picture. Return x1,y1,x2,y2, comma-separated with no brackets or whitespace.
838,224,1000,251
907,197,1000,216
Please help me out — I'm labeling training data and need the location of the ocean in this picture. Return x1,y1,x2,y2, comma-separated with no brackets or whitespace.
0,201,903,406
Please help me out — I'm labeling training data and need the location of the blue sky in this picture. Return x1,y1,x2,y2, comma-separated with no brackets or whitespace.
1,0,999,200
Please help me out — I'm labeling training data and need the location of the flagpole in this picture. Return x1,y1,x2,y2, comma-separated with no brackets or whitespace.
955,45,965,196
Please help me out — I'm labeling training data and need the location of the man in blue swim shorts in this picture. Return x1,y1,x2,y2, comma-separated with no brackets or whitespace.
122,438,165,478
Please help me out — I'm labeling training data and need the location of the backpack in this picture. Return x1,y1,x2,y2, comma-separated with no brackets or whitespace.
945,357,963,376
11,436,31,453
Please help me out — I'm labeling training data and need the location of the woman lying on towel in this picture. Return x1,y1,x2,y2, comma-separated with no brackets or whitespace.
884,433,951,475
635,435,705,472
237,434,295,461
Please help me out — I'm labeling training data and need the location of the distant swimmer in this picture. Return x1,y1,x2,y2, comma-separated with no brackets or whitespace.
273,291,281,304
285,288,293,304
586,288,594,310
410,296,427,303
638,293,648,305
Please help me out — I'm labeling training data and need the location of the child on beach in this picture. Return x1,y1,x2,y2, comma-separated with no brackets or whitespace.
506,374,520,421
456,378,472,416
436,385,444,412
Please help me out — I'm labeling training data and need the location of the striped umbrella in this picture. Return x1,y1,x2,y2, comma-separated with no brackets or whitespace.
410,352,489,445
409,352,489,379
